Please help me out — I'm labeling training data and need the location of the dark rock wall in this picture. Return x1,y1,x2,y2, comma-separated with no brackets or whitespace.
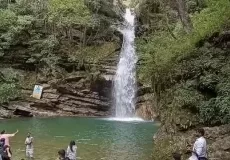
0,50,119,118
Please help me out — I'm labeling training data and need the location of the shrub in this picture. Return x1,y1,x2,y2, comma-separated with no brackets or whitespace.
48,0,92,27
173,87,203,111
199,96,230,125
0,83,20,103
137,0,230,84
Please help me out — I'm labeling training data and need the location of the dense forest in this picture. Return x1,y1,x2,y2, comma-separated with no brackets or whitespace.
1,0,230,159
136,0,230,126
133,0,230,159
0,0,123,111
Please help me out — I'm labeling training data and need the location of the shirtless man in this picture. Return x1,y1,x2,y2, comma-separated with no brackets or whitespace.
0,130,19,146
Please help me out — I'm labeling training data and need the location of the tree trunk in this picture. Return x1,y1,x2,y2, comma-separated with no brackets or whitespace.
176,0,193,33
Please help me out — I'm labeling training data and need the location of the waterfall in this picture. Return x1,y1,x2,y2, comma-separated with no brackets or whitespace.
113,8,137,118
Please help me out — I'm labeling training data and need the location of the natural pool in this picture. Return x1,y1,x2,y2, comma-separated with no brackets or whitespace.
0,117,158,160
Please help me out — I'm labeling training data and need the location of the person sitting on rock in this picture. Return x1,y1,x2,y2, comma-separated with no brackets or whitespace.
189,128,207,160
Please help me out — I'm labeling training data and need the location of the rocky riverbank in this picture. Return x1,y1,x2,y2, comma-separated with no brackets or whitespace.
149,30,230,160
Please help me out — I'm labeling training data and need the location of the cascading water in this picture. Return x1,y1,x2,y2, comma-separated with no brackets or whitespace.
113,8,138,118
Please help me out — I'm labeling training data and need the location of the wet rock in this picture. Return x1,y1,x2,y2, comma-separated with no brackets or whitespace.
136,101,156,120
13,107,33,117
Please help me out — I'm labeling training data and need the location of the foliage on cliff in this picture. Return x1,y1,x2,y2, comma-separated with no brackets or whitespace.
0,0,122,104
137,0,230,124
136,0,230,159
0,68,20,103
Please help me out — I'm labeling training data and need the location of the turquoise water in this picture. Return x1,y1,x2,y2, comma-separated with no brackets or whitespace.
0,117,158,160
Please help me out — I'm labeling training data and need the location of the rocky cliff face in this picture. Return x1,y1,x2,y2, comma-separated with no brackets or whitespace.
0,44,120,118
0,0,156,120
0,41,155,119
136,86,156,120
0,0,122,119
151,30,230,160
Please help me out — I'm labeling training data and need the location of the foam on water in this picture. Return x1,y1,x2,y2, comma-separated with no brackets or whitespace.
104,117,146,122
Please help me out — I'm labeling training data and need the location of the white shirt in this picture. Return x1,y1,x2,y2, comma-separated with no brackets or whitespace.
66,145,77,160
25,137,33,150
192,136,207,158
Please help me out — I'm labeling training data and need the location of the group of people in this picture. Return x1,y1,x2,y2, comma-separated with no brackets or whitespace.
58,141,77,160
173,128,208,160
0,130,18,160
0,128,207,160
0,130,77,160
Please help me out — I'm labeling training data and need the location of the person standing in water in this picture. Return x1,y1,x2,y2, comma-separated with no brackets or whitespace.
0,139,4,160
25,132,34,160
66,141,77,160
0,130,19,146
0,139,12,160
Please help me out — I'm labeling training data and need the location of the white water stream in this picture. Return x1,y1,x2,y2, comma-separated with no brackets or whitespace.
113,8,138,119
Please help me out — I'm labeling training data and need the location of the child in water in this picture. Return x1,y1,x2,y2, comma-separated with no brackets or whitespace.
58,149,70,160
